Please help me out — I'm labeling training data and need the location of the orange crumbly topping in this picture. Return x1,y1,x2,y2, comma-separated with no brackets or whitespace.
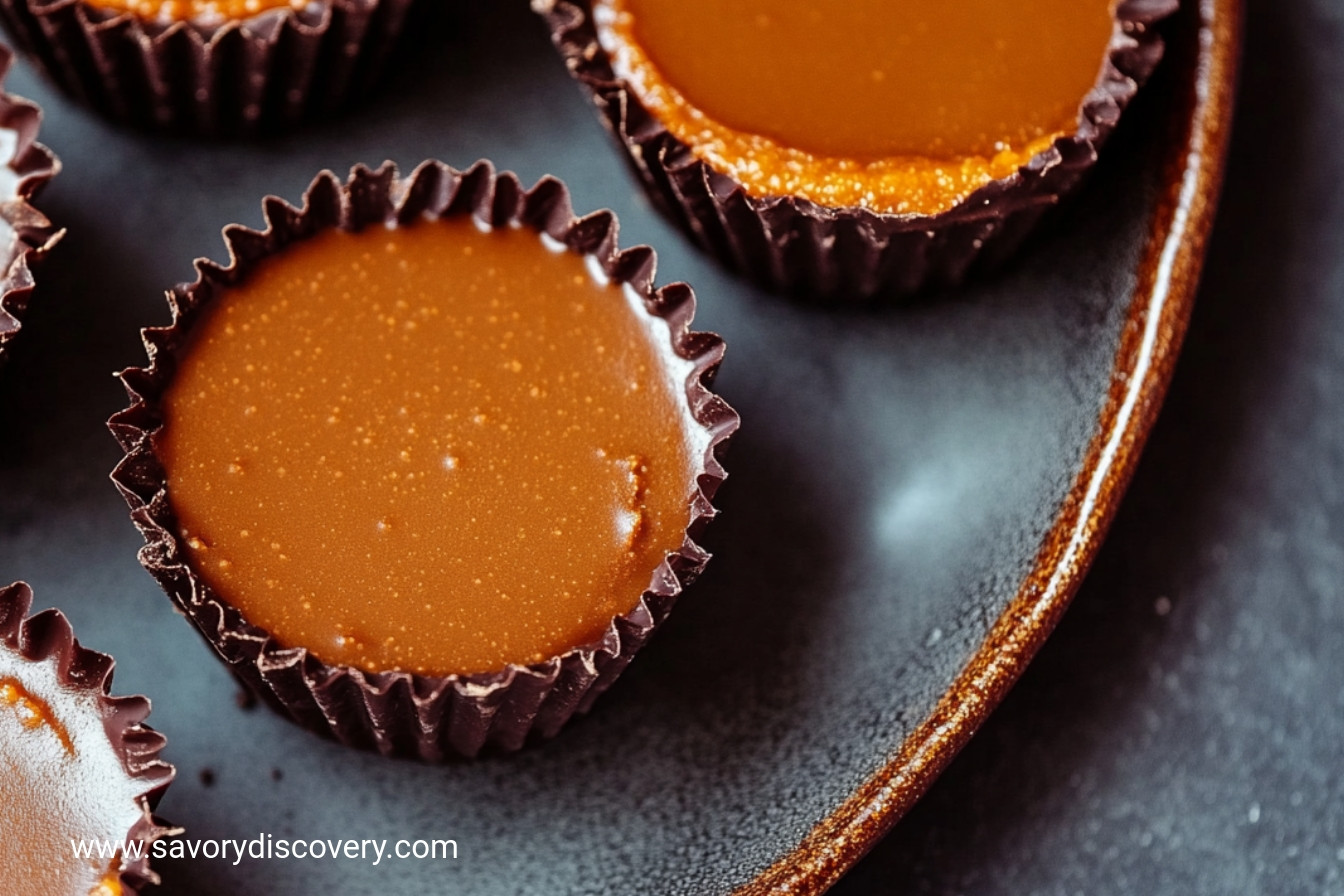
80,0,309,23
595,0,1114,216
0,677,75,755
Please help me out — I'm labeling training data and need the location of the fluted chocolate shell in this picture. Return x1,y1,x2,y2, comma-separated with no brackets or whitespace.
110,159,738,760
0,0,417,135
0,581,176,892
0,44,60,365
536,0,1179,303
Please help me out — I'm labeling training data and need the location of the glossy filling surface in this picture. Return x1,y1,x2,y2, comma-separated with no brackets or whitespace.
80,0,308,25
158,219,701,677
0,657,142,896
596,0,1115,215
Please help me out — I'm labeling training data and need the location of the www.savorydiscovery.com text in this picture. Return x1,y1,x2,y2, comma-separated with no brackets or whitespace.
72,834,458,866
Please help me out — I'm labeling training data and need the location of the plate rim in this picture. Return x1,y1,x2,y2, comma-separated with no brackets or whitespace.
734,1,1243,892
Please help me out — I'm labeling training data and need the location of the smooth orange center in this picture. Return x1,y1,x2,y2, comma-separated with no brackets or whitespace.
157,219,700,677
597,0,1115,215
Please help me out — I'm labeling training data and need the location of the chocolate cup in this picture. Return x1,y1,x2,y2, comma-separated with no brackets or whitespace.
0,0,417,135
109,159,739,760
535,0,1178,303
0,581,176,892
0,43,60,366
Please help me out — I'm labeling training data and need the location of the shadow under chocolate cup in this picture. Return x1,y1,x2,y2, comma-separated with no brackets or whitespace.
0,0,417,135
109,159,739,761
0,581,176,893
0,43,60,366
536,0,1178,304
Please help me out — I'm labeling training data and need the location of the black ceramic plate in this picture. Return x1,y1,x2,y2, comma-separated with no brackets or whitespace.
0,0,1236,893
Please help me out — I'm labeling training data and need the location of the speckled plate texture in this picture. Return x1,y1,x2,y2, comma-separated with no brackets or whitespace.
0,0,1236,893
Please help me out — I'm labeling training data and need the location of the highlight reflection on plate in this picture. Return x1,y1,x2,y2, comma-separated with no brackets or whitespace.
0,0,1236,892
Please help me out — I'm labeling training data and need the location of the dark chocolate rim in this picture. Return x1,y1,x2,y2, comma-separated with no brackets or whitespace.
109,159,739,760
536,0,1180,301
0,581,176,891
0,43,61,364
0,0,415,134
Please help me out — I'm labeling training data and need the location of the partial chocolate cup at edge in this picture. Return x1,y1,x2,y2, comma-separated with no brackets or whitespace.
109,159,740,761
0,582,177,892
0,0,418,135
535,0,1179,304
0,43,60,366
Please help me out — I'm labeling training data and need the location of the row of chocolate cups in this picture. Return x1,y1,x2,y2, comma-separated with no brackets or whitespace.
0,0,1177,301
0,48,160,896
5,160,739,889
0,16,743,884
3,141,737,896
0,0,1183,889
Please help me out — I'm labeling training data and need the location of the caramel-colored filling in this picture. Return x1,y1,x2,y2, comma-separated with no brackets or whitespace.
596,0,1115,215
80,0,307,23
157,219,700,677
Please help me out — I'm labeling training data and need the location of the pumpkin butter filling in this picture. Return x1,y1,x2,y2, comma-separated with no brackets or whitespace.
594,0,1116,215
79,0,308,24
156,218,703,678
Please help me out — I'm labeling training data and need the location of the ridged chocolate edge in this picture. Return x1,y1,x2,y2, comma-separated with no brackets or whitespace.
0,582,177,891
0,43,61,364
109,159,740,761
535,0,1180,303
0,0,416,135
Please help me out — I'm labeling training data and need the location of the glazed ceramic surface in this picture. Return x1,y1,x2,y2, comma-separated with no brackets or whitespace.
0,0,1234,893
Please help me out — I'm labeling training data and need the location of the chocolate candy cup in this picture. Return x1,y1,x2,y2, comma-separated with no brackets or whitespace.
0,0,417,135
0,44,60,366
536,0,1178,303
0,581,176,893
110,159,738,760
